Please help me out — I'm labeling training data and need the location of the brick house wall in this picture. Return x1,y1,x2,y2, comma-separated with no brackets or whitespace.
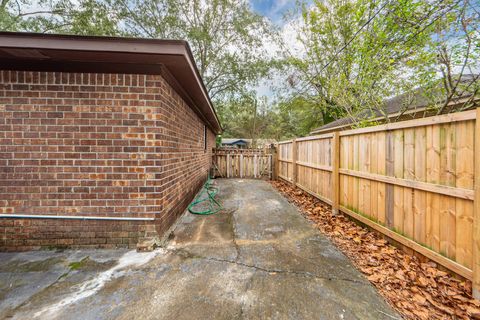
0,70,216,251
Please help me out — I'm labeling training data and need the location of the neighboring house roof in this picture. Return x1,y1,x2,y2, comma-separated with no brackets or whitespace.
0,32,221,134
221,139,249,145
310,75,478,135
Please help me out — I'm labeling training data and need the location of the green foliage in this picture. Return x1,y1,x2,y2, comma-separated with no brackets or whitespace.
273,96,325,138
286,0,479,128
0,0,122,34
110,0,277,100
292,0,434,124
217,94,326,140
1,0,478,140
217,93,265,139
52,0,121,36
426,0,480,113
0,0,276,102
0,0,53,31
215,135,222,148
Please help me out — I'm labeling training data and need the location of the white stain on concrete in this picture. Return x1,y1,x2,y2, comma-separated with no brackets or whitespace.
33,249,163,319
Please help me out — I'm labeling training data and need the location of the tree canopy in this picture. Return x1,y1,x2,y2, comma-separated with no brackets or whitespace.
1,0,479,140
283,0,480,130
1,0,276,100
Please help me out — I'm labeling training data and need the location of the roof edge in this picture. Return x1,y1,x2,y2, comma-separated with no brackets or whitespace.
310,96,478,135
0,32,221,134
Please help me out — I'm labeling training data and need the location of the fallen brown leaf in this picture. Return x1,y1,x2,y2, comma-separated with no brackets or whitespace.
271,180,480,320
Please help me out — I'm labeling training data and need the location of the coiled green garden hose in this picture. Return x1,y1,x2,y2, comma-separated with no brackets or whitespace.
188,177,223,215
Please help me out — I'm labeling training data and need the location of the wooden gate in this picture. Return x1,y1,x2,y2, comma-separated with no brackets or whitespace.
213,148,273,179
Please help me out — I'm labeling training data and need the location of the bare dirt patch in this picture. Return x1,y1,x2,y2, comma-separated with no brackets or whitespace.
271,180,480,320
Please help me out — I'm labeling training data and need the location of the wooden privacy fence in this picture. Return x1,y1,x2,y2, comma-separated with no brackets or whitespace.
213,148,273,179
277,108,480,297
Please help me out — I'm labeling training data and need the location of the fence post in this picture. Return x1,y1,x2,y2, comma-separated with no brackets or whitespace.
271,144,278,180
292,139,297,185
332,132,340,215
474,107,480,299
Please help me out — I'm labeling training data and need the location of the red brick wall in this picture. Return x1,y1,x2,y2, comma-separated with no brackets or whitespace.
0,70,216,251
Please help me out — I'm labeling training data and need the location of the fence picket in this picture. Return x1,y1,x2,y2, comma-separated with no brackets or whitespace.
213,148,273,179
276,108,479,296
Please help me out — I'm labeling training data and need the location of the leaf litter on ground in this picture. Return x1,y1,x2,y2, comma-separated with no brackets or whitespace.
271,180,480,320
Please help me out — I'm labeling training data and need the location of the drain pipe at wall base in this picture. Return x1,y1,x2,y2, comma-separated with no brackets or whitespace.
0,214,154,221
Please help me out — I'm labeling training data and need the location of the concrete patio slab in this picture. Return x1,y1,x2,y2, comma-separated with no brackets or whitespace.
0,179,400,320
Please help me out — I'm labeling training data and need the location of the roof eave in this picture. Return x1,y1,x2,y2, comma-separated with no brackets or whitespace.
0,32,221,134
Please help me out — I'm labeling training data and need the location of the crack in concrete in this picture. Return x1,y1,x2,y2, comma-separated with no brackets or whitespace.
163,247,367,285
204,256,367,284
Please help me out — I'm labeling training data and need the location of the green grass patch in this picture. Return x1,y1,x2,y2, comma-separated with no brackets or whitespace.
68,257,89,271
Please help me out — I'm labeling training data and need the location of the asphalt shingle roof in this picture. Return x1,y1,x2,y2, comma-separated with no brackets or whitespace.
310,75,478,134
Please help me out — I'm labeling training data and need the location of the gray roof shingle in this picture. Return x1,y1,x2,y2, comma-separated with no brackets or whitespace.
310,75,478,134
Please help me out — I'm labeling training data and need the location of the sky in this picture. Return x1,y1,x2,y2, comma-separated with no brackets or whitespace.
249,0,299,25
248,0,306,98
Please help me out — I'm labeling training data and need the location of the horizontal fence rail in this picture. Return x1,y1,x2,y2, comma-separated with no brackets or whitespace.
276,108,480,297
213,148,273,179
